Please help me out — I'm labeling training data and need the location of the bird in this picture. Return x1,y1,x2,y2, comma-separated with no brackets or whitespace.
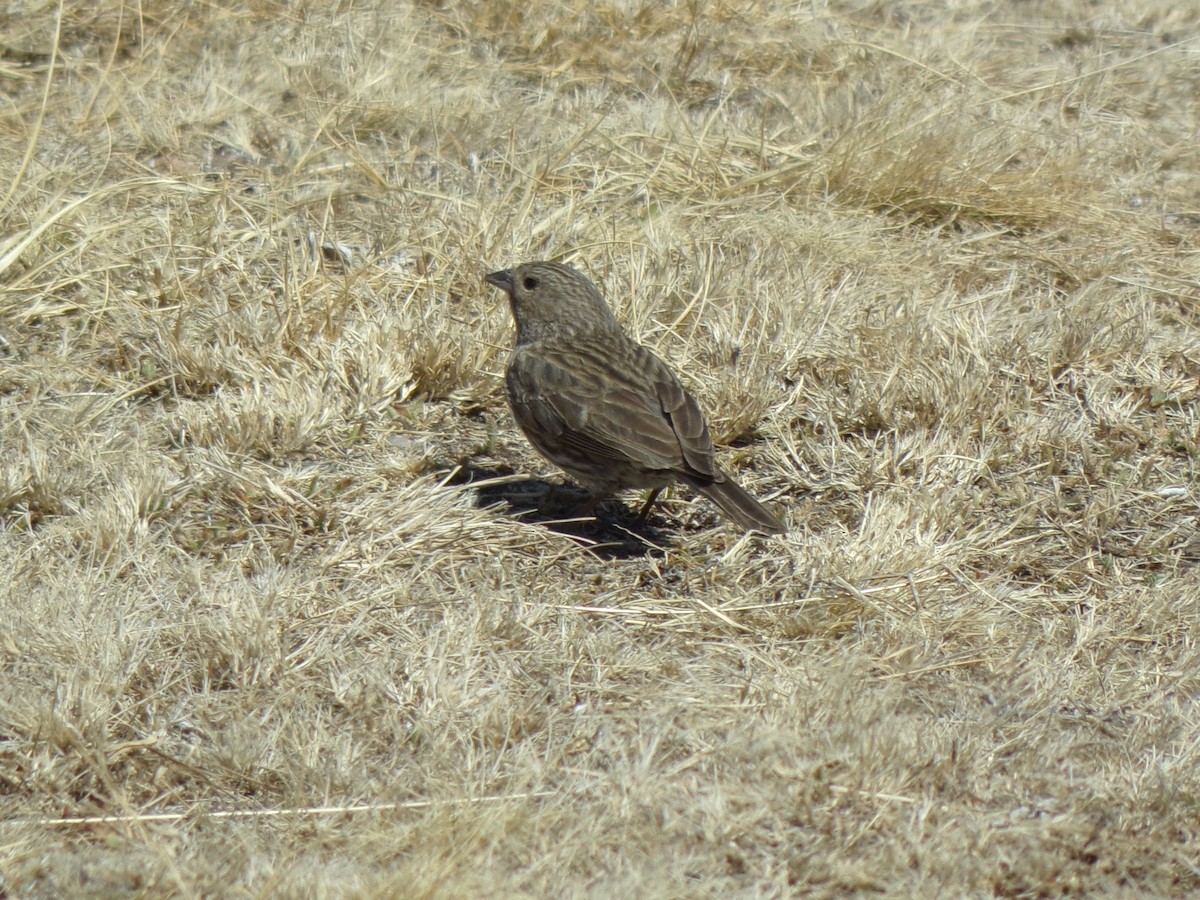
483,261,785,534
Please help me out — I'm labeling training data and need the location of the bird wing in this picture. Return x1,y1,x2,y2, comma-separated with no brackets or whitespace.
654,368,717,480
508,341,716,478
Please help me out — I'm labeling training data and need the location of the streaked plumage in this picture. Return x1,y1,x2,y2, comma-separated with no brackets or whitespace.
484,261,785,534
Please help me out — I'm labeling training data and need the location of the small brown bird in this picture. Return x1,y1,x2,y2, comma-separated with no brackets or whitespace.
484,261,785,534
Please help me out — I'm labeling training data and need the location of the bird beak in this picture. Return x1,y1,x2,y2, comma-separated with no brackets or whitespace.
484,269,513,293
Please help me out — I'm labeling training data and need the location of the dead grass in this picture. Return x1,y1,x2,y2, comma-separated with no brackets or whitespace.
2,0,1199,895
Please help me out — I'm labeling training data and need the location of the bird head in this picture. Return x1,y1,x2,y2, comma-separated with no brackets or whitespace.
484,261,619,344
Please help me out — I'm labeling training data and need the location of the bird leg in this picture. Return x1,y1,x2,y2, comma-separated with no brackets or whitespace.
634,488,662,528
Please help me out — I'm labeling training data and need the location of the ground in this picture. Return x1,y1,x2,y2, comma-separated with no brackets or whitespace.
1,0,1199,895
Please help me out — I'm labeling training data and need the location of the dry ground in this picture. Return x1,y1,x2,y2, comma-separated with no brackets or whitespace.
2,0,1199,896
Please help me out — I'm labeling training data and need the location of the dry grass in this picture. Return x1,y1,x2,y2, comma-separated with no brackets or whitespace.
2,0,1199,895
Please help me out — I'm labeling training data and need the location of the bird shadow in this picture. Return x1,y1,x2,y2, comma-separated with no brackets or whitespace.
444,464,673,559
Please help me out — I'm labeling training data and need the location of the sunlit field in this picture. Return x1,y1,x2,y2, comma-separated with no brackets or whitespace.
2,1,1198,894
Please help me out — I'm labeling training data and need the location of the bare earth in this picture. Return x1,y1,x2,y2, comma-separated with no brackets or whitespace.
2,1,1199,895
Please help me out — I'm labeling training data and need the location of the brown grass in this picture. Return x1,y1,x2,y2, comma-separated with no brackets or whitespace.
2,0,1199,895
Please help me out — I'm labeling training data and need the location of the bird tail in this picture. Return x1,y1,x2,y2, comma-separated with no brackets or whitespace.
685,471,786,534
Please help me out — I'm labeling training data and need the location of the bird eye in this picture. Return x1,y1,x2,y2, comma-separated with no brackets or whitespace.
522,275,540,290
